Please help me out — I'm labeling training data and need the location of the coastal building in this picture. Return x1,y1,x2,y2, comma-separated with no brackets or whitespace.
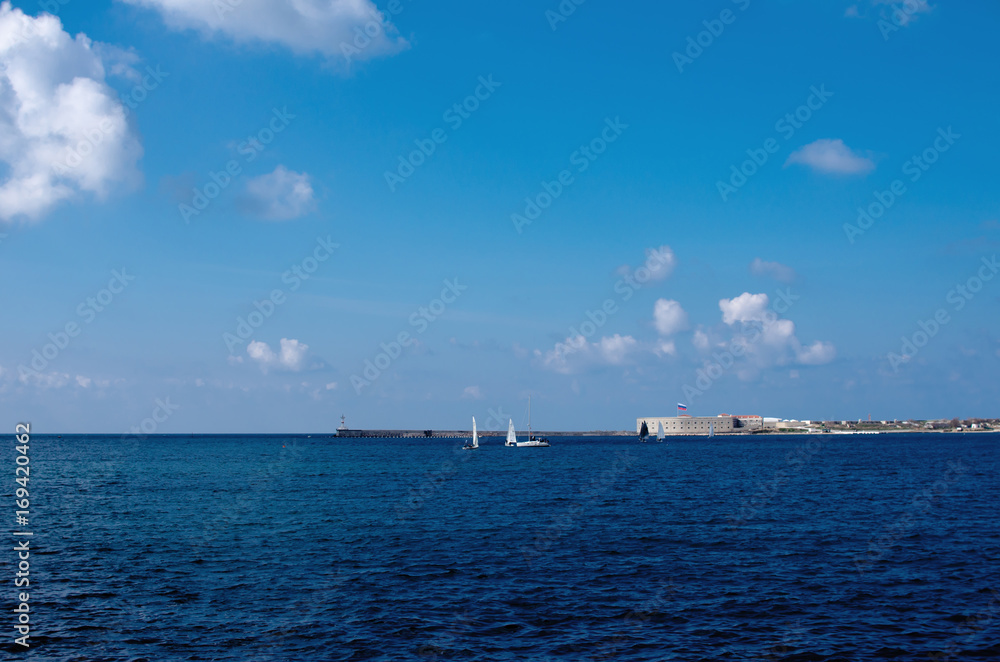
636,413,781,436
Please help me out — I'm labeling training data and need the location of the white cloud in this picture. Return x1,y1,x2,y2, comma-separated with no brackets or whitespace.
0,3,143,222
247,338,310,372
325,381,338,390
239,166,315,221
653,299,689,336
75,375,92,388
750,258,797,283
786,139,875,175
18,370,71,388
796,340,837,365
461,385,483,400
692,330,710,352
718,292,836,372
119,0,409,63
537,334,639,374
719,292,771,325
655,340,677,357
618,245,676,283
598,334,638,364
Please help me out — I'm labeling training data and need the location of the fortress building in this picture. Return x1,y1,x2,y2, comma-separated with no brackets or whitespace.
636,413,779,436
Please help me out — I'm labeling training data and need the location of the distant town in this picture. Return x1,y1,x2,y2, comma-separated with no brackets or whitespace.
636,413,999,436
332,414,998,439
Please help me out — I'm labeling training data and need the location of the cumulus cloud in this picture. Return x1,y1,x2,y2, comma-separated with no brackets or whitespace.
247,338,310,372
618,245,676,283
461,385,483,400
718,292,836,371
719,292,771,325
537,334,639,374
796,340,837,365
692,330,710,352
786,139,875,175
119,0,409,64
598,334,637,364
238,166,315,221
653,299,689,336
0,3,143,222
750,258,797,283
655,340,677,357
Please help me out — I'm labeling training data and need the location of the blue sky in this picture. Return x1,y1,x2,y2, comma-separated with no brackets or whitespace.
1,0,998,433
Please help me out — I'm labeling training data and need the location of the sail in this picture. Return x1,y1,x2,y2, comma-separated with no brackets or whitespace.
656,421,664,441
472,416,478,448
639,421,649,440
507,419,516,446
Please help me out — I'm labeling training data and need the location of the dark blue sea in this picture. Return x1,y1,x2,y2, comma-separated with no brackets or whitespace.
4,432,999,661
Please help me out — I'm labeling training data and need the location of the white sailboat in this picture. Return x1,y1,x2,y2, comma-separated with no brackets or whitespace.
656,420,665,443
511,396,550,448
506,419,517,447
462,416,479,450
709,422,715,438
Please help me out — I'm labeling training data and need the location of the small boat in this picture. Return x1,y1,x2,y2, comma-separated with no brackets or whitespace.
656,420,665,443
510,396,550,448
462,417,479,450
639,421,649,443
709,423,715,438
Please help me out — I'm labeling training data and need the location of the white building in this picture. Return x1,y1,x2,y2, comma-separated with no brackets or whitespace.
636,413,780,436
637,415,735,436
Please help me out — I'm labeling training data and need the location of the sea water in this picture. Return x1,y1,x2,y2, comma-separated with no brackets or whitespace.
4,433,998,661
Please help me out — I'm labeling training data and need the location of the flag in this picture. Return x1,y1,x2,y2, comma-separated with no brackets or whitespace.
677,403,687,411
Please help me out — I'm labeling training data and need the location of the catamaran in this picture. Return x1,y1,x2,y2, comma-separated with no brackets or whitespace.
507,396,550,448
462,417,479,450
